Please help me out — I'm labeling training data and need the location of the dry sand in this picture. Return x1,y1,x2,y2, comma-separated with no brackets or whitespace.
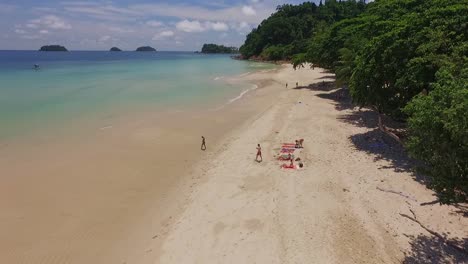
152,65,468,263
1,64,466,264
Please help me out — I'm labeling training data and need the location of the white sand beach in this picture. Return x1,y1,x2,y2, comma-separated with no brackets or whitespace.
0,64,466,264
149,65,468,263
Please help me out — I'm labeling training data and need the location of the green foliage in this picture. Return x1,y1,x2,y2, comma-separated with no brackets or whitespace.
240,0,366,60
39,45,68,51
201,44,238,54
240,0,468,203
404,62,468,203
261,45,286,61
310,0,468,119
136,46,156,52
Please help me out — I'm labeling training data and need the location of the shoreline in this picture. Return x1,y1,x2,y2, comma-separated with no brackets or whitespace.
152,65,467,263
1,64,466,263
0,63,284,263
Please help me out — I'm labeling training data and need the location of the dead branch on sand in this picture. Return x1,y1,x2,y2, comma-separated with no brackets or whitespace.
376,187,417,202
378,114,402,144
399,208,468,254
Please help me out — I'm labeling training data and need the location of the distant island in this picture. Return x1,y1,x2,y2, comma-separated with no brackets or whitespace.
39,45,68,52
136,46,157,52
201,44,238,54
110,47,122,52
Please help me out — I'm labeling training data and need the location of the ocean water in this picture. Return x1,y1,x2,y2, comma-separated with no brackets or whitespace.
0,51,275,140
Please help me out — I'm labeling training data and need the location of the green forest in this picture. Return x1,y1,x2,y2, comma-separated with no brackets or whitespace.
240,0,467,204
201,44,239,54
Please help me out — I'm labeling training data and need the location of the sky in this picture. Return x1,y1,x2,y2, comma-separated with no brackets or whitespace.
0,0,319,51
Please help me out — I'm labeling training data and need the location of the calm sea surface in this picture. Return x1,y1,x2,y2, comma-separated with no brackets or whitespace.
0,51,274,140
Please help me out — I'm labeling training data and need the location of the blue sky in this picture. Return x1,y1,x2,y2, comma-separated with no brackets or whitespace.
0,0,317,51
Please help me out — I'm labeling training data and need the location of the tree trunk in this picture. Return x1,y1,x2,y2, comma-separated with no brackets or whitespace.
378,113,402,144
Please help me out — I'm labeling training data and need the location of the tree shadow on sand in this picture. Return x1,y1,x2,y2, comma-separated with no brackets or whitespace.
294,80,354,111
297,82,427,182
294,80,336,92
348,128,420,174
403,234,468,264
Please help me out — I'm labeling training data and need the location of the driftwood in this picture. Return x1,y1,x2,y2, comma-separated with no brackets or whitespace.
399,208,468,255
377,187,418,202
378,114,402,144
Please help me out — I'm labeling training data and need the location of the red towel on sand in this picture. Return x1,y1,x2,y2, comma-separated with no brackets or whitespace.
281,164,297,169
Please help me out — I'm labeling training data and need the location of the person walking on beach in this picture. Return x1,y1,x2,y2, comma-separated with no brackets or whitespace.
256,144,262,162
286,83,288,88
201,136,206,151
296,82,298,88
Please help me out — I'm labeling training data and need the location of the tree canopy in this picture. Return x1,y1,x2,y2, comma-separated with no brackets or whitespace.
201,44,238,54
240,0,468,203
39,45,68,51
136,46,157,52
239,0,366,60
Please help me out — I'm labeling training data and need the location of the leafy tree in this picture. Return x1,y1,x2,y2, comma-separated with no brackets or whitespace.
241,0,468,203
201,44,238,54
405,59,468,203
240,1,366,60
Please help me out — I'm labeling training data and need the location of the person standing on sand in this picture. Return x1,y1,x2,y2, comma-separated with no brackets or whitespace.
296,82,298,88
201,136,206,151
286,83,288,88
256,144,262,162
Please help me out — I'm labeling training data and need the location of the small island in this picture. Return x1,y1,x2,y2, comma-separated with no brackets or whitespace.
201,44,238,54
110,47,122,52
39,45,68,52
136,46,157,52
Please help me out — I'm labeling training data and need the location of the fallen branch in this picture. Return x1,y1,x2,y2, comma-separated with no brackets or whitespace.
399,209,468,255
378,114,402,144
376,187,418,202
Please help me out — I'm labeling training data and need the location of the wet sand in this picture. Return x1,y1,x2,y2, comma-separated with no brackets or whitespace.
1,64,466,264
0,69,283,263
154,65,468,263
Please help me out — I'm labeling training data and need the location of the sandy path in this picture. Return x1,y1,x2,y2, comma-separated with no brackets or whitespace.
154,65,467,263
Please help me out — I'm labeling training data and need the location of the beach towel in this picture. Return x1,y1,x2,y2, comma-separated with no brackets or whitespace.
281,164,297,169
278,154,294,161
280,148,295,153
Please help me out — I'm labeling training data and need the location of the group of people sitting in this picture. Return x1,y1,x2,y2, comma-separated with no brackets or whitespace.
203,135,304,169
280,139,304,169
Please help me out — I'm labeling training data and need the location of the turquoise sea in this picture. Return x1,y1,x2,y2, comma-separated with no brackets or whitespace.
0,51,274,140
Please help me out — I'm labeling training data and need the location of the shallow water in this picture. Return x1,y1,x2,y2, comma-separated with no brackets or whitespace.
0,51,275,140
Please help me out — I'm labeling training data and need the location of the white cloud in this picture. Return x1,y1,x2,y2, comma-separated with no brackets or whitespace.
242,6,256,16
39,30,49,34
160,30,174,37
146,20,163,27
26,23,39,29
98,35,111,42
175,20,230,33
176,20,205,33
108,26,134,33
15,29,26,34
21,35,40,40
129,3,268,24
30,15,72,30
206,22,229,31
152,30,175,40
